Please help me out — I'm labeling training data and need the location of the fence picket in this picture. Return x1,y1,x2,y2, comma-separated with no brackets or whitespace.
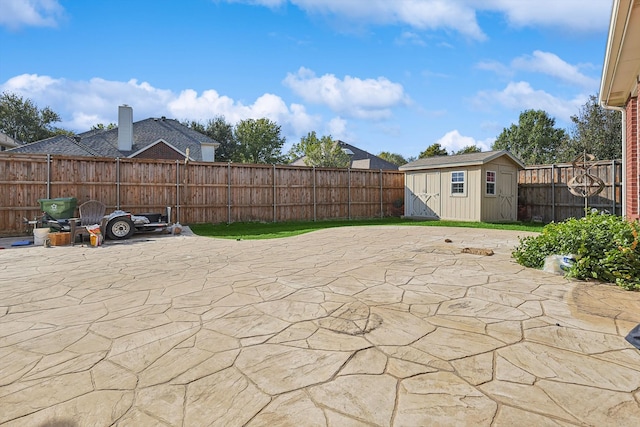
0,154,405,234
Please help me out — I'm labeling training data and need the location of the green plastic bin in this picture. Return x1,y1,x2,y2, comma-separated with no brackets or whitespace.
38,197,78,220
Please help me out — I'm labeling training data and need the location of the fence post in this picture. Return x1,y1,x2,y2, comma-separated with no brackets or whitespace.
612,159,616,215
313,167,316,222
116,158,121,210
227,162,231,224
551,164,555,223
379,169,383,218
348,167,351,220
46,154,51,199
175,160,180,224
273,164,276,223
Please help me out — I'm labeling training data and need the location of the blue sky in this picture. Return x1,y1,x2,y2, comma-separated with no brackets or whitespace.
0,0,612,159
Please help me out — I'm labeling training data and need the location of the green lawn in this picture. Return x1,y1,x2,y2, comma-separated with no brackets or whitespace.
189,217,545,240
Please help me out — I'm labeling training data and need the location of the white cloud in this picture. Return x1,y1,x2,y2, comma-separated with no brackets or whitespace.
3,0,609,36
224,0,609,40
2,74,175,129
395,31,426,47
473,0,610,32
283,67,408,120
473,81,587,122
1,73,319,140
0,0,65,30
476,51,598,91
475,60,513,78
324,116,359,144
227,0,485,39
229,0,286,6
512,51,598,89
325,117,347,138
435,130,493,153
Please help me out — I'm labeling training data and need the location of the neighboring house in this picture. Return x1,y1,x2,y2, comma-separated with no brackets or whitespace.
0,132,20,151
600,0,640,221
7,105,220,162
399,150,524,222
291,140,399,170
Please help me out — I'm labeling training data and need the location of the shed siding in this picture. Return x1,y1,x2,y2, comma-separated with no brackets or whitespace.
401,152,522,222
404,171,441,218
440,167,481,221
480,159,519,222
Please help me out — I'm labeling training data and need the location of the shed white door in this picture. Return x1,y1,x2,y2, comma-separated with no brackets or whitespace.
410,172,440,218
498,171,515,221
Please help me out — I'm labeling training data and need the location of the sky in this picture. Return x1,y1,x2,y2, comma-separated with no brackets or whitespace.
0,0,613,159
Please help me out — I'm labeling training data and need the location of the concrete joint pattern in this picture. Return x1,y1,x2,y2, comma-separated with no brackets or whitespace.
0,226,639,426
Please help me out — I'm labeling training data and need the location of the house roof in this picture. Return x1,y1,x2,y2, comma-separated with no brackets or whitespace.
7,117,220,160
0,132,21,149
600,0,640,108
399,150,525,171
290,140,399,170
337,141,399,170
6,134,102,156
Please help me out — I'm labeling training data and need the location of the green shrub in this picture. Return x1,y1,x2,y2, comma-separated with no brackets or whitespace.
512,211,640,290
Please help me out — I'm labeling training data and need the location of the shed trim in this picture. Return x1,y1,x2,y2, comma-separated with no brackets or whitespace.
399,150,524,171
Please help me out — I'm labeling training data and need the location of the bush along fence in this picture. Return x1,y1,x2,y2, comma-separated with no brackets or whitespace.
518,160,622,223
0,154,406,235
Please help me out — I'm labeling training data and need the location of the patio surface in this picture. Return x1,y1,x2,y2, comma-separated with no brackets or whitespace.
1,226,639,426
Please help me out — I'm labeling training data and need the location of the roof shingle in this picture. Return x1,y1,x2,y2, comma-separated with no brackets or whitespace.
7,117,219,161
399,150,524,171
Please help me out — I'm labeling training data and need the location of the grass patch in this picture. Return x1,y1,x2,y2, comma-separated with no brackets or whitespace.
189,217,544,240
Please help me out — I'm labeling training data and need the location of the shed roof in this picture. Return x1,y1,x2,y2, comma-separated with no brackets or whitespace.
399,150,524,171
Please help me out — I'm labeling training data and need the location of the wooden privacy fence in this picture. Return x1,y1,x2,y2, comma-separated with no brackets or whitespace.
0,154,405,235
518,160,622,223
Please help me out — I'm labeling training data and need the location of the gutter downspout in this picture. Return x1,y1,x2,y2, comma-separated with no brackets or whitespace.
601,103,626,217
598,0,631,218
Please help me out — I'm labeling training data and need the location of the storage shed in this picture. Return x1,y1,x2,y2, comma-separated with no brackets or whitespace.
399,150,524,222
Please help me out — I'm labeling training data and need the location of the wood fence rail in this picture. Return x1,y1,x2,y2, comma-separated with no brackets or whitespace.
518,160,622,223
0,154,405,235
1,154,623,235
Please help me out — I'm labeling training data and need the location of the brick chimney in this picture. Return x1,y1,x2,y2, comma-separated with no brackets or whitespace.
118,105,133,152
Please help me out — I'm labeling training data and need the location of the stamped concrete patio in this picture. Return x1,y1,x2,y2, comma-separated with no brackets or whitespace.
1,226,639,426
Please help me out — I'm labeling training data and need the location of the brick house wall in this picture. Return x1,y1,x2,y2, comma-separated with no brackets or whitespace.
133,141,184,161
626,82,639,220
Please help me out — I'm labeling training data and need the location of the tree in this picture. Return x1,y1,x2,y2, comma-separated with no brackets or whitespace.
234,118,286,164
91,123,117,131
0,92,64,143
455,145,482,155
289,132,350,167
187,116,238,162
566,94,622,161
492,109,568,165
377,151,408,166
419,143,448,158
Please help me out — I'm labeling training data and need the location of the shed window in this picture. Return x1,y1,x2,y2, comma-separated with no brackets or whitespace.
451,171,465,195
486,171,496,195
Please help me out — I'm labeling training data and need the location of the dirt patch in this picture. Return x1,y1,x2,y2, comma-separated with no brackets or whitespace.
461,247,494,256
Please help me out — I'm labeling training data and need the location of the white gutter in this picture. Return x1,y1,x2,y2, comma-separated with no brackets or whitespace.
599,0,633,218
600,0,621,104
601,103,626,217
